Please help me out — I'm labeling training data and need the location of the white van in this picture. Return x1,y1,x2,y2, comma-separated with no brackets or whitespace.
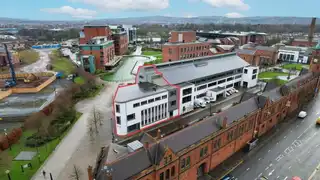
194,99,206,108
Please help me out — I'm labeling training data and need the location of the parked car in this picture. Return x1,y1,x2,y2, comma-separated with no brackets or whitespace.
232,87,239,93
203,97,211,104
194,99,206,108
221,174,236,180
298,111,307,118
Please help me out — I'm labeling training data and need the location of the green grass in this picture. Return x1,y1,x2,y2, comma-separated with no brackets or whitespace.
142,51,162,57
100,72,115,81
258,71,289,79
74,76,85,85
50,50,75,75
18,50,40,65
0,112,82,180
263,78,288,86
282,63,309,71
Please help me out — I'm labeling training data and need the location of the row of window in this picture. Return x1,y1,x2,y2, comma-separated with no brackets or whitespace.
180,45,210,53
141,103,168,127
133,95,168,108
179,52,209,59
196,76,241,92
159,166,175,180
279,53,295,61
192,69,242,86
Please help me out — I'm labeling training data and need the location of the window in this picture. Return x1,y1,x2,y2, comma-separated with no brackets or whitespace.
160,172,164,180
170,91,176,96
168,155,172,162
227,77,233,81
244,69,248,74
162,95,168,99
116,104,120,113
141,101,147,105
235,75,242,79
165,169,170,179
171,101,176,106
182,96,192,104
252,75,257,80
253,69,257,74
196,93,206,98
197,85,207,91
200,146,208,158
155,97,161,101
127,114,135,121
169,48,172,54
148,99,154,103
180,158,186,169
116,116,121,125
171,166,175,177
227,130,234,141
290,55,294,61
183,88,192,95
127,123,140,132
133,103,140,108
213,138,221,150
208,82,217,87
186,156,190,167
226,84,233,88
218,79,226,84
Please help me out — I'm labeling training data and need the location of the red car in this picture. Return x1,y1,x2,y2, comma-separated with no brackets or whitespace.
292,176,301,180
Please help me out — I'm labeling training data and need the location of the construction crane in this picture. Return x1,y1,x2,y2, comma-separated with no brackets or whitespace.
308,17,317,47
3,43,17,88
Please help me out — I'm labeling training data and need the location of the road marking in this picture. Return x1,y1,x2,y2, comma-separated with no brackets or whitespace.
277,176,280,179
246,168,250,171
296,125,299,128
284,176,288,180
268,149,271,152
268,169,275,176
288,166,291,169
284,136,287,139
290,130,293,132
277,142,279,144
284,146,294,155
270,163,273,167
258,158,261,161
265,166,269,170
292,140,302,147
258,173,262,177
276,154,284,162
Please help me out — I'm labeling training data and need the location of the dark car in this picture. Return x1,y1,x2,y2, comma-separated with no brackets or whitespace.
221,174,236,180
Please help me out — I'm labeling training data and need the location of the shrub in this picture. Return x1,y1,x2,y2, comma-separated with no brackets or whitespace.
25,134,56,147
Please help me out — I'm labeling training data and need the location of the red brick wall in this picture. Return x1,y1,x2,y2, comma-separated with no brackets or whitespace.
80,45,114,70
162,42,212,62
292,40,317,47
113,34,128,55
169,31,196,43
79,26,112,44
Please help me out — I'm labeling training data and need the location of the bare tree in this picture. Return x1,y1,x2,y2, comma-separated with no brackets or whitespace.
69,165,83,180
88,106,103,134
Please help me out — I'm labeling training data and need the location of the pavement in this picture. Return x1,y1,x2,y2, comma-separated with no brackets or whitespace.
231,95,320,180
31,82,118,180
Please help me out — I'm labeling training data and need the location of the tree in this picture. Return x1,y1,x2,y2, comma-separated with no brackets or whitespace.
69,165,83,180
88,106,103,135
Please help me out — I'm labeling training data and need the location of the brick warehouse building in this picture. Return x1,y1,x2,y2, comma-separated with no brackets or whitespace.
89,60,320,179
112,31,129,55
237,46,278,66
79,25,112,44
169,31,197,43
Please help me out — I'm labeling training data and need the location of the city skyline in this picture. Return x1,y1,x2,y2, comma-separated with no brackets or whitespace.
2,0,320,20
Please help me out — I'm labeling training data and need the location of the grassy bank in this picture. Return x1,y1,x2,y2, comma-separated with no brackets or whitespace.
142,50,163,65
282,63,309,71
0,112,82,180
50,50,75,75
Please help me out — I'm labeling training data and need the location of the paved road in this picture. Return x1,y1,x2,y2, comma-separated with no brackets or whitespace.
232,95,320,180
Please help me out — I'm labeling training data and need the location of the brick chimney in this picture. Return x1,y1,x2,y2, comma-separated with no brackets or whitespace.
222,117,228,128
157,129,161,140
87,166,93,180
144,141,149,149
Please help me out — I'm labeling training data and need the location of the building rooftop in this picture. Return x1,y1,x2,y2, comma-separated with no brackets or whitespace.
294,38,319,42
255,45,277,52
154,53,249,84
115,82,168,103
236,49,256,55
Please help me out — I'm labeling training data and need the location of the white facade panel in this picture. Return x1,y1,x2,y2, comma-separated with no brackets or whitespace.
241,67,259,88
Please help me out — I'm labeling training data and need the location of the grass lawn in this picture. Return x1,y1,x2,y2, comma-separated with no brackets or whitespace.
50,50,75,75
100,72,115,81
258,71,289,79
142,51,162,57
282,63,309,71
0,112,82,180
74,76,85,85
18,50,40,65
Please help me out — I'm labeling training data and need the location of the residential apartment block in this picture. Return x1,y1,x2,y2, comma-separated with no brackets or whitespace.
92,68,319,180
78,25,128,73
113,53,258,136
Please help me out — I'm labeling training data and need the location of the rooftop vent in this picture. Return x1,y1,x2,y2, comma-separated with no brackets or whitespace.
194,62,208,67
127,140,144,153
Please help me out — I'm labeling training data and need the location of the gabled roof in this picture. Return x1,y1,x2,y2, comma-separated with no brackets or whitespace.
160,97,258,153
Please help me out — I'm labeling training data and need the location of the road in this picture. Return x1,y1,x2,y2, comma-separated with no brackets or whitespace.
20,49,52,73
232,95,320,180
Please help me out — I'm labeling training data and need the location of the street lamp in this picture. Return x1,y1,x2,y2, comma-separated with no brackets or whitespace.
4,129,11,151
5,170,11,180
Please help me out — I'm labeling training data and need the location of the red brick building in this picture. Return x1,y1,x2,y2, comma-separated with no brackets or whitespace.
237,45,278,66
162,41,213,62
169,31,196,43
291,39,318,47
79,25,112,44
112,32,129,55
90,68,320,180
0,46,20,69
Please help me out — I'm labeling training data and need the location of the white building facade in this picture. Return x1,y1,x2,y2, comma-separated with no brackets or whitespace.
122,25,137,43
278,46,312,64
113,53,259,136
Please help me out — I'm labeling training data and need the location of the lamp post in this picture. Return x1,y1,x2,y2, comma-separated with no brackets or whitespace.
5,170,11,180
4,129,11,151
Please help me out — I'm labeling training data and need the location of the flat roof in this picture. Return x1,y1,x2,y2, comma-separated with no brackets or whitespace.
115,83,168,103
237,49,256,55
154,53,249,84
164,41,208,46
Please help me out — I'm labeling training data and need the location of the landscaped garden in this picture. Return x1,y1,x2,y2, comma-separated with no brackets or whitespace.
142,47,163,65
258,71,289,79
282,63,309,71
0,70,102,180
49,50,76,75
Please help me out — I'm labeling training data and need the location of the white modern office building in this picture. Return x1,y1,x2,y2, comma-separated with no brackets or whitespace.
278,46,312,64
113,53,259,136
122,25,137,43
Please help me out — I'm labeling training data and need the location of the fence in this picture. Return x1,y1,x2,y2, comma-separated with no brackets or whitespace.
0,72,54,79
